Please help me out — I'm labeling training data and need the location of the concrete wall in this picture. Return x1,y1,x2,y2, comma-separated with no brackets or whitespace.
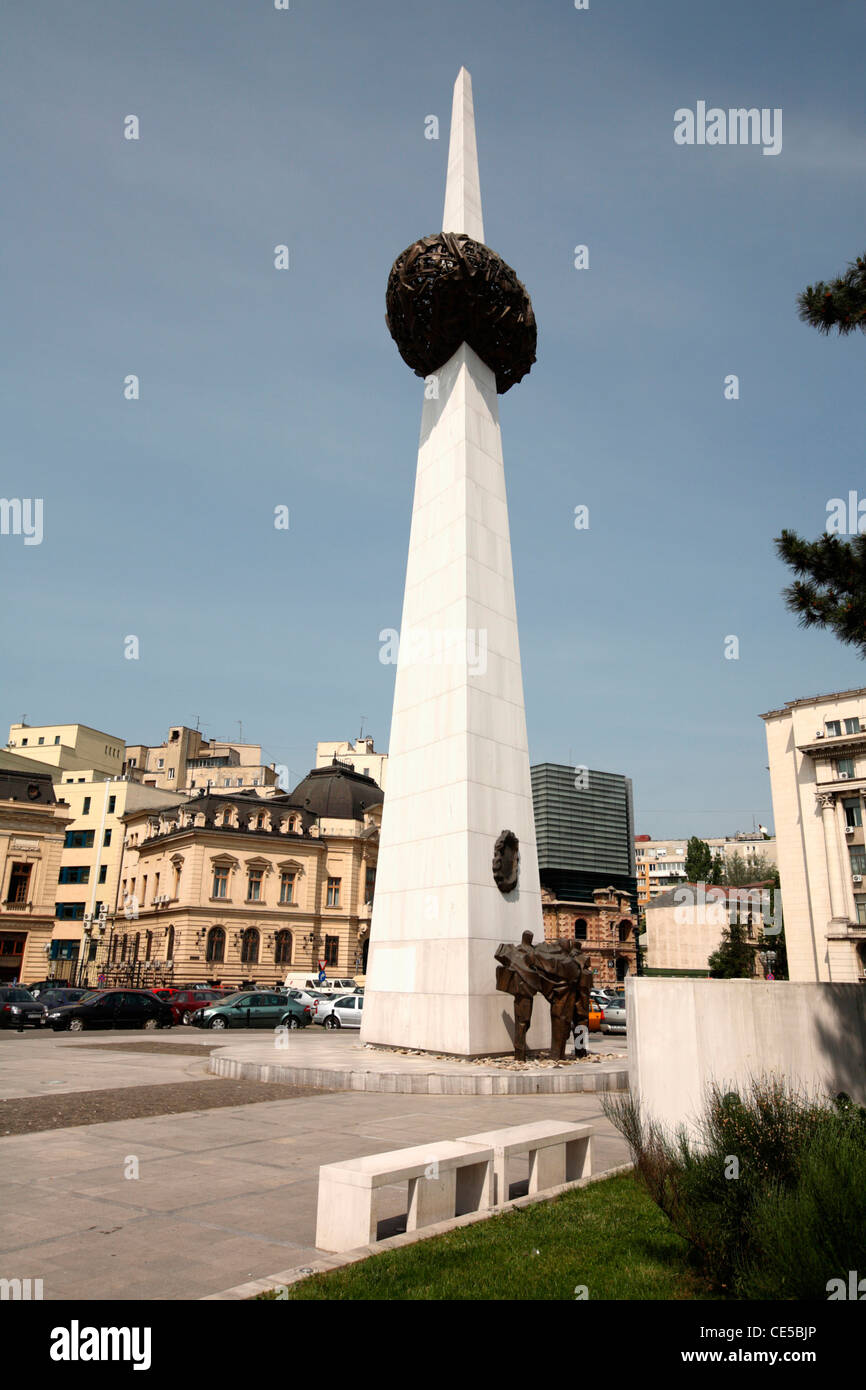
628,976,866,1136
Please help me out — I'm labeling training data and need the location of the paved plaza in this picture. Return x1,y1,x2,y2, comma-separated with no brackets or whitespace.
0,1028,631,1300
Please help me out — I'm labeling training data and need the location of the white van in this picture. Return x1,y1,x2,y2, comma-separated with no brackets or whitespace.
283,974,358,995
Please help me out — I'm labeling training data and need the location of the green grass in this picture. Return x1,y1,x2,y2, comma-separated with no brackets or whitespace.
261,1173,721,1301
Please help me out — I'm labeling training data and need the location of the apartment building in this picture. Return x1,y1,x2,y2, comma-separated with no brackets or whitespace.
763,687,866,983
6,722,124,779
634,833,778,906
124,725,278,793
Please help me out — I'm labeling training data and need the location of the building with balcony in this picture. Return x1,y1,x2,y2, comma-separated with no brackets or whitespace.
762,687,866,983
95,761,383,990
0,771,73,983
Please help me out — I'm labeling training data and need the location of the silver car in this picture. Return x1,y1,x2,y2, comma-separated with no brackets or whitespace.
314,994,364,1029
601,997,626,1033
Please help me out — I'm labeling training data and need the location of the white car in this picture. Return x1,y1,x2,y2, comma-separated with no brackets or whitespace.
313,994,364,1029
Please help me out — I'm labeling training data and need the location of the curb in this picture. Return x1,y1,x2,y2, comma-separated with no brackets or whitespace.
201,1162,636,1300
208,1053,630,1096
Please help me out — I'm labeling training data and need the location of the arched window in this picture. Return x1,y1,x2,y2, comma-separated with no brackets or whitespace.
618,920,631,943
616,956,630,982
166,925,175,961
275,929,293,965
120,936,127,962
574,918,588,941
145,931,153,961
132,932,140,961
288,816,298,834
206,926,225,963
241,928,260,964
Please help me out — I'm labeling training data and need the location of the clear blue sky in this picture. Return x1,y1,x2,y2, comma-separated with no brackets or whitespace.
3,0,865,837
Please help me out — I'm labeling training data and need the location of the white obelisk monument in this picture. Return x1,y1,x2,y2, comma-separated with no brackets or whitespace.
361,69,548,1056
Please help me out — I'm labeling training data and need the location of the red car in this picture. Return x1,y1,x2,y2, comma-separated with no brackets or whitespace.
149,988,180,1000
168,988,227,1026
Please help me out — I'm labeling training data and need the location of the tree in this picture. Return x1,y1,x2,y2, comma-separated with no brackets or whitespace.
797,252,866,336
710,853,725,885
722,852,776,888
685,837,713,883
708,913,756,979
775,530,866,658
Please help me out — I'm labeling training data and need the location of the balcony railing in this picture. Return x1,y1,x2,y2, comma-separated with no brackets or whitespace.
2,900,31,911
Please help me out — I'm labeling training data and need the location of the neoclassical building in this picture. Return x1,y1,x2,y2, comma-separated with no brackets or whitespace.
541,884,637,985
91,762,382,989
763,687,866,983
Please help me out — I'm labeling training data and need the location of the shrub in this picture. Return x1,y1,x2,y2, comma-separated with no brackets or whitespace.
603,1079,866,1298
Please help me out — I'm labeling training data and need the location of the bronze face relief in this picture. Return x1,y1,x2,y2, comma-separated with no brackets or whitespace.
492,829,519,895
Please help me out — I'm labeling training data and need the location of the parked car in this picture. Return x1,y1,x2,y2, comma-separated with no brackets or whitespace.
149,987,180,1000
193,991,312,1031
588,1000,603,1032
600,998,626,1034
167,988,227,1026
23,979,67,999
313,994,364,1029
35,988,89,1017
283,974,360,995
0,986,45,1029
45,989,174,1032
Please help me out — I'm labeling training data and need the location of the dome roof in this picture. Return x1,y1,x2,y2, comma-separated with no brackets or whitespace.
289,759,384,821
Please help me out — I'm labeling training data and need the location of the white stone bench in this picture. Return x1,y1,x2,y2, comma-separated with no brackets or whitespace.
316,1139,495,1253
458,1120,593,1205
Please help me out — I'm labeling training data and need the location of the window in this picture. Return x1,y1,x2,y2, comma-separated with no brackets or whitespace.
166,925,175,960
275,929,293,965
844,798,863,829
241,928,260,964
574,918,588,941
64,830,95,849
326,877,341,908
108,796,116,814
206,927,225,963
103,829,112,847
167,769,175,780
247,869,263,902
212,867,229,899
858,902,866,926
157,759,164,769
324,935,339,967
845,718,862,735
850,849,866,876
54,736,60,745
279,871,296,904
153,874,160,901
837,758,855,779
236,779,243,787
82,796,91,815
365,867,376,905
7,862,33,903
128,757,137,768
55,903,85,921
98,864,107,885
38,737,44,745
827,721,842,737
58,866,89,885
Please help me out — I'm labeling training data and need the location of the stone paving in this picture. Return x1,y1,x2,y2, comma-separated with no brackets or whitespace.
0,1029,631,1301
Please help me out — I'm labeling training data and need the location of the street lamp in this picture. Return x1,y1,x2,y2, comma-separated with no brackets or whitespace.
758,949,777,980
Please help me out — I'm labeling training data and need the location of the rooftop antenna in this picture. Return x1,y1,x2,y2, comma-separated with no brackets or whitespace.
359,715,367,741
237,720,243,744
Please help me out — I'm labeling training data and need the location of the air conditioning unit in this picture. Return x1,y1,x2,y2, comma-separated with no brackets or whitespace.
846,826,856,835
815,731,825,738
853,875,863,884
839,772,852,780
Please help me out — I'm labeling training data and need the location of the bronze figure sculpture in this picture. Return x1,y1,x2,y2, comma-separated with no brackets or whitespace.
495,934,593,1061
